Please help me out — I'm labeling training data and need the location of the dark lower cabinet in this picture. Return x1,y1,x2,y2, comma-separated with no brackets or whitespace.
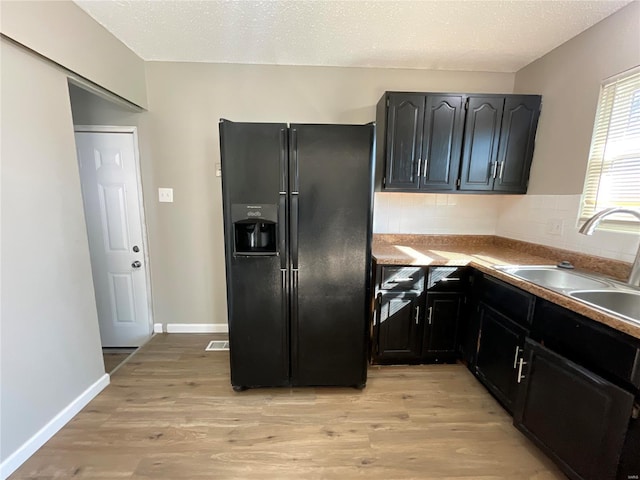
372,265,465,364
370,268,640,479
475,303,527,413
513,339,635,480
374,293,423,363
422,292,462,361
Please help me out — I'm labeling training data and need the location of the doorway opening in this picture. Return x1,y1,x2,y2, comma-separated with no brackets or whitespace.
68,82,153,372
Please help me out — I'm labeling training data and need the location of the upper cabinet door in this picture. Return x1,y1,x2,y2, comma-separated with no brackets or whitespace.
459,97,505,191
494,95,541,193
420,95,465,191
384,93,426,190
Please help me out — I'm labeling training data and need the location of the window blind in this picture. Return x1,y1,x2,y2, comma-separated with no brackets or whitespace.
580,67,640,229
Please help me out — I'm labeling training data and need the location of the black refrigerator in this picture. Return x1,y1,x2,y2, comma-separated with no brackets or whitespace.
219,120,374,390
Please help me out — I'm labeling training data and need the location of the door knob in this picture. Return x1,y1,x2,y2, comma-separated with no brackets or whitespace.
131,260,142,268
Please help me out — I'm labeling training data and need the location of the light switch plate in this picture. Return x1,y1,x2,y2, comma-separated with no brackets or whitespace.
158,187,173,203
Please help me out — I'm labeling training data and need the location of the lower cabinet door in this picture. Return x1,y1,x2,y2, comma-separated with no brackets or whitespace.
422,292,462,360
513,339,634,480
475,304,527,413
375,293,423,363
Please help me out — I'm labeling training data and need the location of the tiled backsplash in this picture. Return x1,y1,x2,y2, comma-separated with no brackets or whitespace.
496,195,638,264
373,193,502,235
373,193,639,264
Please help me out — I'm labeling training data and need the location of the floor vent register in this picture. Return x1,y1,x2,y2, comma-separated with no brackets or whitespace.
205,340,230,351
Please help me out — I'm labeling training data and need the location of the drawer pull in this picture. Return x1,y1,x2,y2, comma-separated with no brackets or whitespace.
389,278,414,283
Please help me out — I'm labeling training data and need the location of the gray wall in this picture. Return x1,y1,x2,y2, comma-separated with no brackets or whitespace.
0,0,147,107
0,39,105,462
144,62,515,327
515,0,640,195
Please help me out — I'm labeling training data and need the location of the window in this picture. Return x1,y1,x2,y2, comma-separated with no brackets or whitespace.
580,67,640,229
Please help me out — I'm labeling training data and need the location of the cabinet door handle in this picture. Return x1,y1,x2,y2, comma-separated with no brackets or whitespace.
423,157,428,178
374,293,382,326
415,306,420,325
389,278,414,283
517,358,528,384
417,158,422,181
498,161,505,180
513,346,520,369
491,161,498,179
427,306,433,325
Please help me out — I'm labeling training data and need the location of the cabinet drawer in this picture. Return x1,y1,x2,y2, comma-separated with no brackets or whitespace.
533,299,640,390
427,267,467,291
380,266,425,292
480,274,534,326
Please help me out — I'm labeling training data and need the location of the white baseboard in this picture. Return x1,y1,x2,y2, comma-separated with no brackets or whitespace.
153,323,163,333
0,374,110,480
166,323,228,334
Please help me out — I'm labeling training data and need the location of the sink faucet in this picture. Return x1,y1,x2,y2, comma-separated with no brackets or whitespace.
579,207,640,287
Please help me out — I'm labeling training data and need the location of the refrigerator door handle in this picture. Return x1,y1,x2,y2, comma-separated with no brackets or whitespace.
291,193,299,269
290,267,299,380
278,194,287,269
279,128,287,193
291,129,299,193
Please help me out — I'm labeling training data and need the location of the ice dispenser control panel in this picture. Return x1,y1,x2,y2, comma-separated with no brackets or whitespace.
231,204,278,255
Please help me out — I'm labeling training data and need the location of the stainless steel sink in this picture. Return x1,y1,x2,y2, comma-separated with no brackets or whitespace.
569,290,640,323
497,266,611,291
494,264,640,325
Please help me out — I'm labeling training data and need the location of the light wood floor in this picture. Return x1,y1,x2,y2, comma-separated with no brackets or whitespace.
102,351,135,374
11,334,565,479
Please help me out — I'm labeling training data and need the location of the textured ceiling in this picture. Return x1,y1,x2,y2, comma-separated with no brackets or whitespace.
74,0,633,72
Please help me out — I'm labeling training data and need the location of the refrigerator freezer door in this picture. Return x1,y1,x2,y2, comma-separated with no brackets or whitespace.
289,124,374,387
219,120,290,388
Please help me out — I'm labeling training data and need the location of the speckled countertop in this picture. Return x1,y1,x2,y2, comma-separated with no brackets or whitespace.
372,234,640,341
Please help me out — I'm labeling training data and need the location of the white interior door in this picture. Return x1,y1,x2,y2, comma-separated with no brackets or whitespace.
75,129,151,347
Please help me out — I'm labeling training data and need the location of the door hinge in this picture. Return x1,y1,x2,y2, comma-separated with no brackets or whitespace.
456,178,461,187
464,99,469,110
383,177,386,187
386,98,390,107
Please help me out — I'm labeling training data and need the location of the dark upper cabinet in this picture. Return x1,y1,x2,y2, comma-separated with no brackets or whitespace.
383,93,425,190
378,93,465,192
374,292,423,363
377,91,541,194
459,95,541,193
421,95,465,191
458,96,504,191
513,339,634,480
494,96,541,193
